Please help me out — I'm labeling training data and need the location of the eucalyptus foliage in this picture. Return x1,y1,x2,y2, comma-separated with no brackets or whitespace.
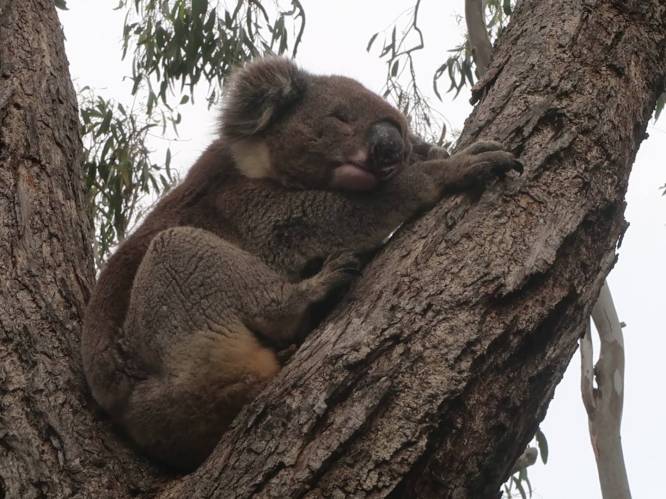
61,0,304,267
366,0,511,145
118,0,305,110
79,89,177,267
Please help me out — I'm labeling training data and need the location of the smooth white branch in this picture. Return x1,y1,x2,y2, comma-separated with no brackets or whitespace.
464,0,493,75
580,282,631,499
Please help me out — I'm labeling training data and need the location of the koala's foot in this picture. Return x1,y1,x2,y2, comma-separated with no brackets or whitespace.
305,251,361,301
245,251,360,347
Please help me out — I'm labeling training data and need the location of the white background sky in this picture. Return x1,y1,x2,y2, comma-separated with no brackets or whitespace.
59,2,665,497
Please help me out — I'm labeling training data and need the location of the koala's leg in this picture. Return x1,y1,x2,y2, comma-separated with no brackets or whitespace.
121,227,356,470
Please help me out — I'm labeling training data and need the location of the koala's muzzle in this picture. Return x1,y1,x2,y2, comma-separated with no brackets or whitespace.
368,121,404,173
330,121,405,191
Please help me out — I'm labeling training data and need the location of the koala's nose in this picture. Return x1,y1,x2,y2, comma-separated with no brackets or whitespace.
368,121,404,168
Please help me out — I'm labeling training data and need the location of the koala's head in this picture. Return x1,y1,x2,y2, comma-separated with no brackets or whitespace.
221,57,411,191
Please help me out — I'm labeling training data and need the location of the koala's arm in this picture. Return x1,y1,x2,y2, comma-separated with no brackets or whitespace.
229,141,522,277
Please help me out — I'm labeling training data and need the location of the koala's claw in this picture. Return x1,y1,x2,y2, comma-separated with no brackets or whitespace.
301,252,360,302
460,140,505,155
466,149,524,182
492,157,524,176
322,252,362,276
459,141,523,175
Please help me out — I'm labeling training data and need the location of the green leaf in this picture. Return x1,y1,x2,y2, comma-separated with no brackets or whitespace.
535,427,549,464
512,476,527,499
192,0,208,20
503,0,513,16
165,148,171,171
391,59,399,77
98,110,113,136
462,59,475,87
366,33,378,52
54,0,68,10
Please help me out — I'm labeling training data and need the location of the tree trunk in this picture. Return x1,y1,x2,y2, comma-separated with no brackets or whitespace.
0,1,161,497
0,1,663,498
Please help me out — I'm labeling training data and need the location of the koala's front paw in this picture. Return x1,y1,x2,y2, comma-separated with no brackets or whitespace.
456,141,523,185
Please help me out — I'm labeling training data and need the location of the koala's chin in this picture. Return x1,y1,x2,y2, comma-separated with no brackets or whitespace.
329,164,377,190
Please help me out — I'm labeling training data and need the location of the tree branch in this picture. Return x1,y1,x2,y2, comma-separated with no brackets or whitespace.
465,0,493,75
581,282,632,499
580,319,596,415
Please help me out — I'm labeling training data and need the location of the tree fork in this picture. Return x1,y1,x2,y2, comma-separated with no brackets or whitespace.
0,1,664,498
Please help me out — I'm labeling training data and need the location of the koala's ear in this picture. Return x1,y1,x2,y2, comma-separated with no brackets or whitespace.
221,57,307,141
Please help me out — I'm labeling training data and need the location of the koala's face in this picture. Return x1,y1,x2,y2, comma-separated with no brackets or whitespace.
221,58,410,191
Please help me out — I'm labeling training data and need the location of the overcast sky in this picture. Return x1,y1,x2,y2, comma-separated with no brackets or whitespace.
59,2,665,497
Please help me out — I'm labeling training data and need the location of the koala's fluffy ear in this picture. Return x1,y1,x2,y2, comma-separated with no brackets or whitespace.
221,57,307,141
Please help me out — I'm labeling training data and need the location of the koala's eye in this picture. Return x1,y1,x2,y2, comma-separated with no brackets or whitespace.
329,109,352,124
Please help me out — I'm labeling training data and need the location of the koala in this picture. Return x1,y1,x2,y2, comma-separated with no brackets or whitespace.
81,57,522,471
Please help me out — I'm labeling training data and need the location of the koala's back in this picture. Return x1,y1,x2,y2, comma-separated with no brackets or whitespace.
81,141,238,415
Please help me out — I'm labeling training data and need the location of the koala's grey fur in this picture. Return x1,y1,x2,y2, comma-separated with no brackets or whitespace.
81,57,522,471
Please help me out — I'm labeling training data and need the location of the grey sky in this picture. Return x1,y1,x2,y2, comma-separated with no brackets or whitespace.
59,2,665,497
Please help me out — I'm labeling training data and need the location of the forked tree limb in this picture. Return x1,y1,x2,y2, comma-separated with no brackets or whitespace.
581,282,631,499
1,1,661,498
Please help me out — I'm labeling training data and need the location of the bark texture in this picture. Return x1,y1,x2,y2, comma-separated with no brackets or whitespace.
0,1,161,497
0,0,663,498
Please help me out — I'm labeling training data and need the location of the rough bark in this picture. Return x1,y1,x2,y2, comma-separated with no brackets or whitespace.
0,1,162,497
0,1,663,499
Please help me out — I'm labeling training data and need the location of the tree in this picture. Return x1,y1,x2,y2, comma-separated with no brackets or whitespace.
1,0,663,498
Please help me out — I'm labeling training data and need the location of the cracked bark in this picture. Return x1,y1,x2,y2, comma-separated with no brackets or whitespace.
0,0,663,498
0,1,162,497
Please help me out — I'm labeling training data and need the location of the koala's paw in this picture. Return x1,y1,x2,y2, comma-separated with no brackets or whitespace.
458,140,505,156
322,251,361,278
458,142,523,184
317,251,361,289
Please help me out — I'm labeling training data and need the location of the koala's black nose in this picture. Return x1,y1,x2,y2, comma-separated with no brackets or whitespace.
368,121,404,169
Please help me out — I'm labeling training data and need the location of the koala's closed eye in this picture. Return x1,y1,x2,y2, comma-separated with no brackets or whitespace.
328,109,353,124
